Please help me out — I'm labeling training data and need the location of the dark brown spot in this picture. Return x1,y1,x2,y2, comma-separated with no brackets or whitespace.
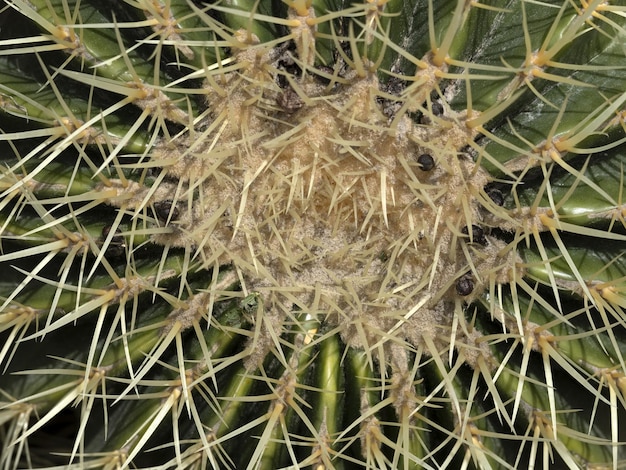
431,101,444,116
417,154,435,171
485,186,504,206
456,276,474,296
461,225,487,245
154,200,179,222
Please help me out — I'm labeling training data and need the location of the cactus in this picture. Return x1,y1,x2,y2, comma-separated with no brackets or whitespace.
1,0,626,468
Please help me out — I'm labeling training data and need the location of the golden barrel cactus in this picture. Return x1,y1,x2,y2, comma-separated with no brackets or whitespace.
1,0,626,468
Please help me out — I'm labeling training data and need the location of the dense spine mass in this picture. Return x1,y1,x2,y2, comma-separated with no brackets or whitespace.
1,1,626,469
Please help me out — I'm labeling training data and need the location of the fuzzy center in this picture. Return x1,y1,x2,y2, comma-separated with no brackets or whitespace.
136,31,518,365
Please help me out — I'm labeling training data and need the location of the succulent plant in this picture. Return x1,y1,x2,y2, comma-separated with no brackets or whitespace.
1,0,626,468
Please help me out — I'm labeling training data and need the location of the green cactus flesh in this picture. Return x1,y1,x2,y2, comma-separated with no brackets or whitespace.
1,0,626,468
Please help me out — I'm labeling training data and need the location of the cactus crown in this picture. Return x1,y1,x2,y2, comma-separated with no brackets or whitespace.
1,0,626,469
